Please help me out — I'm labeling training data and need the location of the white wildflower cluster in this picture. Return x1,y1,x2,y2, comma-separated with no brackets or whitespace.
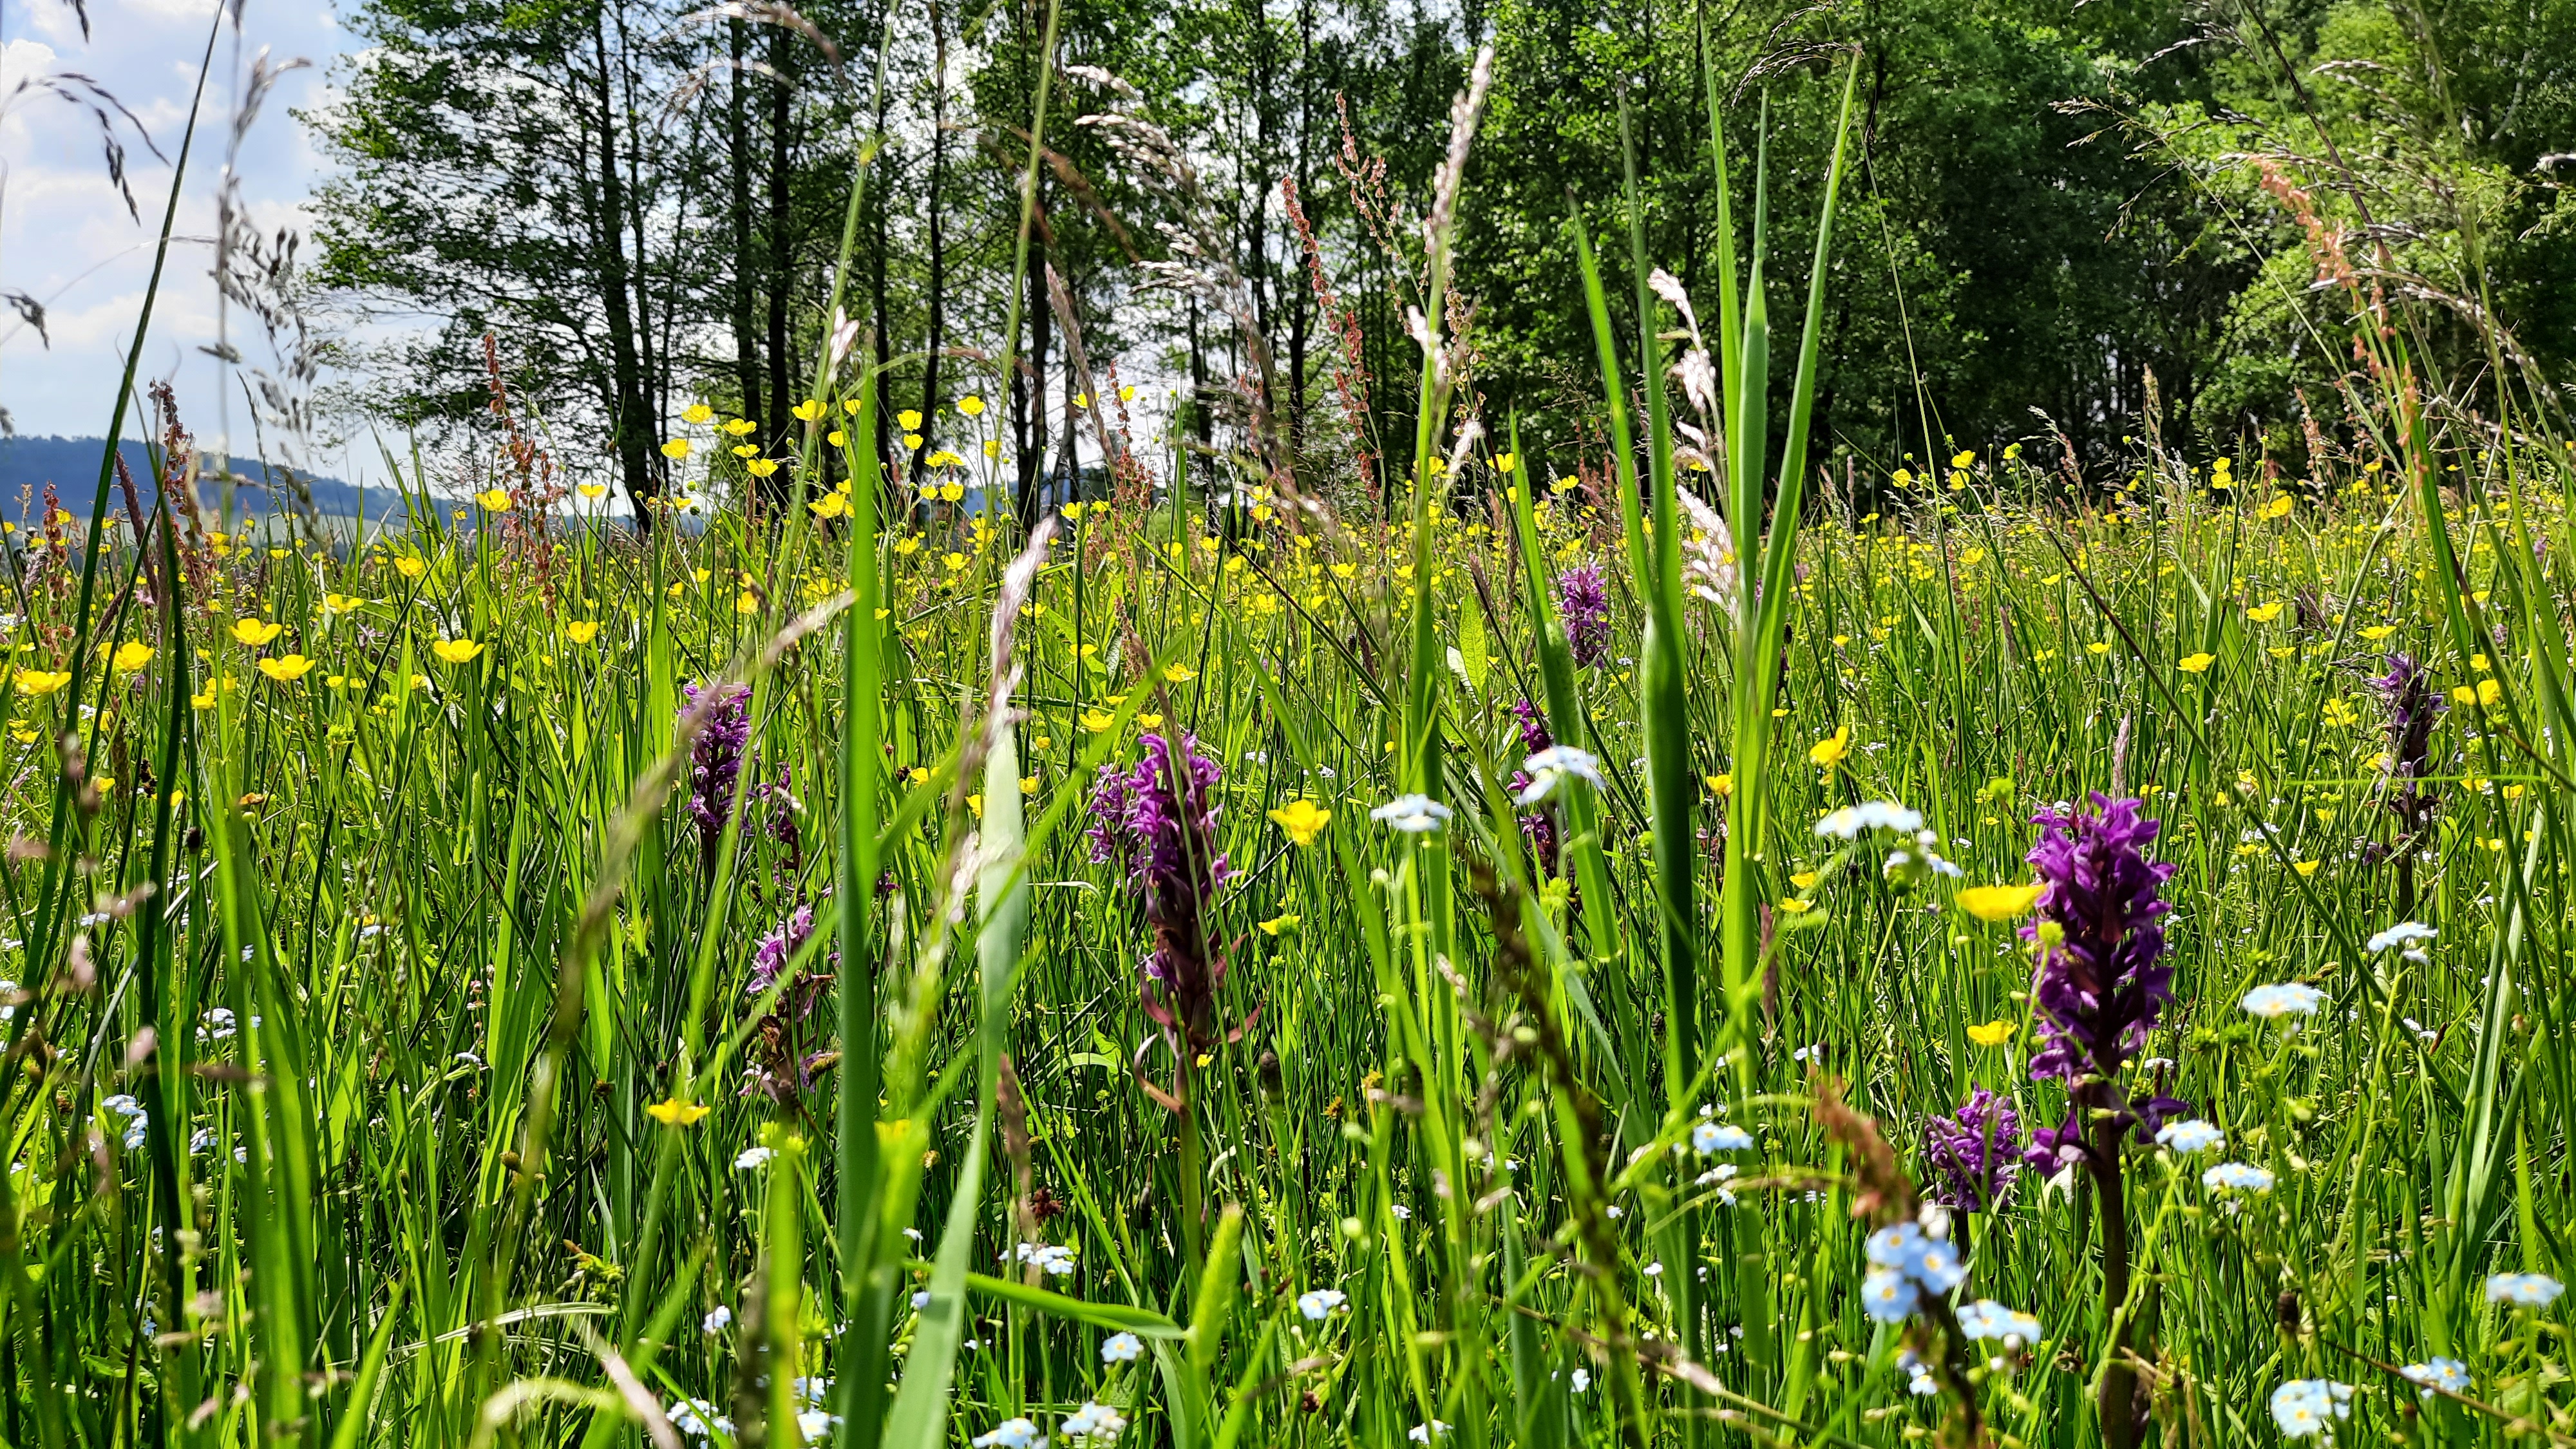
668,1398,730,1438
1063,1401,1128,1443
1955,1300,2043,1352
1807,799,1956,882
2268,1379,2353,1438
1372,795,1453,833
2153,1119,2224,1153
2241,983,2324,1019
1860,1219,1966,1323
100,1094,146,1151
1814,800,1921,840
1011,1241,1077,1277
2201,1161,2275,1213
2486,1272,2565,1307
1691,1118,1752,1155
2367,921,2436,961
974,1417,1048,1448
1514,746,1604,806
1296,1288,1348,1321
2399,1358,2468,1399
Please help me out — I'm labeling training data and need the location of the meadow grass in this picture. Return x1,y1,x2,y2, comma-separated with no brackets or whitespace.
8,29,2576,1449
7,394,2575,1448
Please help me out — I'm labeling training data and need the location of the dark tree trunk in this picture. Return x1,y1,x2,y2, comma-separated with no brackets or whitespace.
728,18,764,443
762,21,795,509
1016,224,1049,522
592,17,653,512
916,0,948,476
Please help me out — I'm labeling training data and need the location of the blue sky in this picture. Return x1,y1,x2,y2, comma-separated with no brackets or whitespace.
1,0,356,473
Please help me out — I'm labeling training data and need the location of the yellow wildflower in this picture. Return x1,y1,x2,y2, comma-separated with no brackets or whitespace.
1267,798,1331,845
1808,726,1852,770
1965,1019,2017,1047
645,1097,711,1127
1955,883,2042,922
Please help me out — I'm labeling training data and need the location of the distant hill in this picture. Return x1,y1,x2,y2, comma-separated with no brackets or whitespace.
0,436,412,527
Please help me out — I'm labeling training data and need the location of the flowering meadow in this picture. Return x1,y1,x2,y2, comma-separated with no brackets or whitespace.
13,39,2576,1449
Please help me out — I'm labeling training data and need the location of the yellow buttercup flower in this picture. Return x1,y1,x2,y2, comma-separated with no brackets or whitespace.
682,402,714,424
323,592,363,616
790,399,827,423
897,410,923,431
1965,1019,2018,1047
232,618,284,648
746,458,781,478
431,638,486,665
110,641,154,672
395,556,428,580
2177,652,2215,674
14,668,71,696
827,430,847,448
567,621,600,643
1779,896,1814,914
722,418,757,437
1258,911,1300,937
956,394,985,417
2245,601,2284,623
810,492,849,519
257,654,316,683
1164,664,1197,683
2360,625,2396,641
1081,709,1117,734
577,483,608,500
1704,772,1732,797
1267,798,1331,846
1808,726,1852,770
645,1097,711,1127
661,438,692,460
1955,883,2043,922
475,488,513,511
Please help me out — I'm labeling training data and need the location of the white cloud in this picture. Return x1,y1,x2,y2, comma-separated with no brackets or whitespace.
0,0,365,477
